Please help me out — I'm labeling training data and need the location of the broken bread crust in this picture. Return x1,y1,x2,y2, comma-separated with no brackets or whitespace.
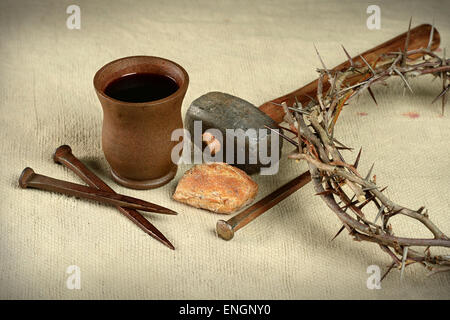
173,162,258,214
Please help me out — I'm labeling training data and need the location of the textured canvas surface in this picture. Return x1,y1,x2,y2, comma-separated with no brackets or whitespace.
1,0,449,299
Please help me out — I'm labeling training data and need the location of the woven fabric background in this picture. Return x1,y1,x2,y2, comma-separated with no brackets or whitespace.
1,0,449,299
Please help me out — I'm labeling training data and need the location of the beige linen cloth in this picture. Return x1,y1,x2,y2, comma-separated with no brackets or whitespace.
1,0,449,299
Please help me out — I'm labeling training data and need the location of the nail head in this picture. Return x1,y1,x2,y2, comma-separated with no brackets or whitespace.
19,167,35,189
53,145,72,164
216,220,235,240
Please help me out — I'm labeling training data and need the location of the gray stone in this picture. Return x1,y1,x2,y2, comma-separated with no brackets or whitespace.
185,91,283,174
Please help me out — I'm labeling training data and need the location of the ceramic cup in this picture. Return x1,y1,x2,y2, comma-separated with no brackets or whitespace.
94,56,189,189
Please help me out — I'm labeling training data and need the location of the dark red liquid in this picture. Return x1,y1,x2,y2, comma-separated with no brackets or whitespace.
104,73,179,103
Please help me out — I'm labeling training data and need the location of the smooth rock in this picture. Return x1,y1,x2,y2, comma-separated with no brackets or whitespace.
185,91,283,174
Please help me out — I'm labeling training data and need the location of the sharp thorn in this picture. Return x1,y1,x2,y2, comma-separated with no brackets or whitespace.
360,55,375,75
431,85,449,104
362,186,378,192
400,247,409,281
365,163,375,181
313,43,331,78
331,225,346,241
442,93,447,116
367,86,378,106
353,147,362,169
427,20,435,50
264,125,299,147
442,48,448,116
381,262,396,282
332,137,351,149
402,17,412,67
294,95,302,109
393,68,414,93
336,146,353,151
341,44,354,67
374,205,386,224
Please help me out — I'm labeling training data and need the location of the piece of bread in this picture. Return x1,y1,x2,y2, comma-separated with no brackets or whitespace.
173,162,258,214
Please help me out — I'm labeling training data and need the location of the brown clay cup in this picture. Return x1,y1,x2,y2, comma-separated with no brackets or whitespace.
93,56,189,189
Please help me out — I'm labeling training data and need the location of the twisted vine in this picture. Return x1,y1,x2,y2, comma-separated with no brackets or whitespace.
271,22,450,279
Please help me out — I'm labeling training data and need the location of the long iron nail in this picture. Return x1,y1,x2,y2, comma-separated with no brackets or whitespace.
53,145,175,250
216,171,311,240
19,167,177,215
